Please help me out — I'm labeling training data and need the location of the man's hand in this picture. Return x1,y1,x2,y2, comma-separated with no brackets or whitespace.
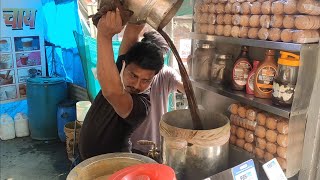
97,8,124,40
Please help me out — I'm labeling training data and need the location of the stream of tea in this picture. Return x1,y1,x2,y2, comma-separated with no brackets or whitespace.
158,29,204,130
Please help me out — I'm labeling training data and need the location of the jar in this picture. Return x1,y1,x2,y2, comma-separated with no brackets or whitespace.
192,43,215,80
211,54,233,84
272,51,300,106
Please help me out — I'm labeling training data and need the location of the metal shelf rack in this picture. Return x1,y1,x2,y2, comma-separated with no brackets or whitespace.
190,33,320,178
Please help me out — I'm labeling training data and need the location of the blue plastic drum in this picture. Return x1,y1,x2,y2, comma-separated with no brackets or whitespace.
27,77,67,140
57,100,77,142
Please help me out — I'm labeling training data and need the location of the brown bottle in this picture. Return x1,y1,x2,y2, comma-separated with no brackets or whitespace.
254,50,277,99
232,46,252,90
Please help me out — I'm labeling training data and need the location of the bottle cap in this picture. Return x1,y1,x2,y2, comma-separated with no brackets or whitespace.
278,51,300,66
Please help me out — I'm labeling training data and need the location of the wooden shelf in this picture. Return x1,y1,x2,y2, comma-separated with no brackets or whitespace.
189,33,320,52
190,79,291,118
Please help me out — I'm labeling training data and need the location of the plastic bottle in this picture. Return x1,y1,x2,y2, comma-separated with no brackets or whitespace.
246,60,260,95
0,114,15,140
272,51,300,106
232,46,252,91
254,50,277,99
14,113,30,137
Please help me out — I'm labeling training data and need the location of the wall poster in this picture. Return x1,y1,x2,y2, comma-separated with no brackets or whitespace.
0,0,46,103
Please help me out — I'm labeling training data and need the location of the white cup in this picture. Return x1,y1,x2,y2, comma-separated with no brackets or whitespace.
76,101,91,122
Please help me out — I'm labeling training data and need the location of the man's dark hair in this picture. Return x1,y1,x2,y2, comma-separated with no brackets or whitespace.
141,31,170,55
125,42,164,74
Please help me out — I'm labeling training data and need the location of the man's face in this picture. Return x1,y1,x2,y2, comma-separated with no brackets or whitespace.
122,63,156,94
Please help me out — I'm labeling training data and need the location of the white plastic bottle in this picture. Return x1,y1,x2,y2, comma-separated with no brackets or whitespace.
14,113,29,137
0,114,15,140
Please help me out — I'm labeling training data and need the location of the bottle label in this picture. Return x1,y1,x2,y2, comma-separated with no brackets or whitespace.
272,81,295,103
256,66,277,93
233,61,251,86
248,73,255,91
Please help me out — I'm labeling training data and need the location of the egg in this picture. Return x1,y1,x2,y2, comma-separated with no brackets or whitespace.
224,14,233,25
225,3,233,14
281,29,293,42
199,13,209,24
266,142,277,154
254,148,265,159
266,117,278,130
241,2,251,15
264,152,274,162
251,2,262,15
248,28,259,39
255,125,267,138
229,103,239,114
216,3,225,14
260,15,271,28
277,146,287,159
258,28,269,40
209,3,216,13
245,130,254,143
271,15,283,28
232,15,241,26
231,125,237,135
208,24,216,35
200,3,210,13
236,127,246,139
256,137,267,150
240,27,249,38
277,120,289,134
230,135,237,144
257,113,267,125
238,106,247,118
231,26,240,37
217,14,225,25
208,13,216,24
244,143,254,153
250,15,261,28
200,23,209,34
261,1,272,14
236,139,246,148
271,1,284,15
215,24,224,36
232,2,241,14
240,15,250,27
283,15,295,29
284,0,298,14
266,130,278,143
224,25,232,37
277,134,288,147
246,109,257,121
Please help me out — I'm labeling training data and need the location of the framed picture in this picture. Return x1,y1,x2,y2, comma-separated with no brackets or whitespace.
0,54,13,70
19,83,27,98
17,66,42,83
14,36,40,52
0,85,17,101
0,37,12,53
0,70,15,86
16,51,41,67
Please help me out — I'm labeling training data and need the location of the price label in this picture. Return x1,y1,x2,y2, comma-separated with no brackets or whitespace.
262,158,287,180
231,159,258,180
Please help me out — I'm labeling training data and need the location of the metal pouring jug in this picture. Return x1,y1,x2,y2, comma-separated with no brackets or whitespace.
98,0,183,30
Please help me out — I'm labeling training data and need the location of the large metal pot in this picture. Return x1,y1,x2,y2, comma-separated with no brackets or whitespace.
98,0,183,30
67,153,157,180
160,109,230,180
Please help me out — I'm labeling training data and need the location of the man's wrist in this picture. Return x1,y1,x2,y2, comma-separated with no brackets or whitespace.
97,31,113,41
